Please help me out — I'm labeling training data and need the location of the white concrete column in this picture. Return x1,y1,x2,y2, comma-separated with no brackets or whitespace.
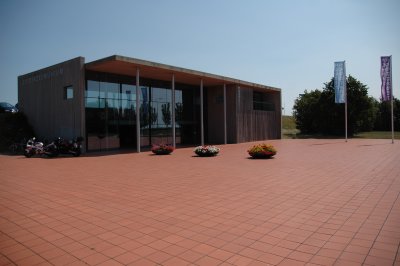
136,68,140,152
200,79,204,146
223,84,227,144
171,74,176,148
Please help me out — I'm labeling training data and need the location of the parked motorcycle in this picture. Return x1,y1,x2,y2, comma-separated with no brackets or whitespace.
46,137,83,157
24,137,53,157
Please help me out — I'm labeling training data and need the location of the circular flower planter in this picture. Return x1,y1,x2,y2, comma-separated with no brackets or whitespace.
248,144,277,159
151,144,174,155
194,145,220,157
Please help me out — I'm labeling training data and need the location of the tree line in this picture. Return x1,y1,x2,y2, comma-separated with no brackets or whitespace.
293,75,400,136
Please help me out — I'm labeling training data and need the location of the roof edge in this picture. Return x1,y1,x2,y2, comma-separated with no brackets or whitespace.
19,56,85,79
86,55,281,92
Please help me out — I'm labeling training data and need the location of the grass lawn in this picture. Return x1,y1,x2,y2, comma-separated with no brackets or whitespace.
354,131,400,139
282,116,299,138
282,116,399,139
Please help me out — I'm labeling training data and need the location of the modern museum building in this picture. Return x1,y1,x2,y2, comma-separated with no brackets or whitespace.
18,55,281,152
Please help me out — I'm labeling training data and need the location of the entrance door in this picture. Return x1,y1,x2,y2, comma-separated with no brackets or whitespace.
119,84,137,149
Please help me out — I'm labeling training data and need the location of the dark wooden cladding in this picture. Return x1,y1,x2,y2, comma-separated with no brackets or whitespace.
207,86,224,144
236,87,281,142
206,84,281,144
206,84,239,144
226,84,238,143
18,57,85,142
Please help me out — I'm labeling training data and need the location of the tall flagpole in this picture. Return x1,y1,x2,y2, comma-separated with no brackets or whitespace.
344,61,348,142
390,56,394,144
334,61,347,142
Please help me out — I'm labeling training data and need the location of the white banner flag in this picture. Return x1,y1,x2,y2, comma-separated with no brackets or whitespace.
334,61,346,103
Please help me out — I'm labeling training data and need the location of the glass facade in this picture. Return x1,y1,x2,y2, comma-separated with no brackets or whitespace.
85,72,200,151
85,80,135,150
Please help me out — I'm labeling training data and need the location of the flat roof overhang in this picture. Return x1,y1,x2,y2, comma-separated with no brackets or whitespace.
85,55,280,92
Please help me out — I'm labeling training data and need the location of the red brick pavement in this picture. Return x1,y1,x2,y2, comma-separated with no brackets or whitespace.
0,139,399,266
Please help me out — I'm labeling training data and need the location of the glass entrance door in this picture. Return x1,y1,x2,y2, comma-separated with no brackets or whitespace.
119,84,136,149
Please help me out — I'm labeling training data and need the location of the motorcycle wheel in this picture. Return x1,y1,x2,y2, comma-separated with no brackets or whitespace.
47,151,59,158
72,149,81,157
45,144,59,158
24,150,33,158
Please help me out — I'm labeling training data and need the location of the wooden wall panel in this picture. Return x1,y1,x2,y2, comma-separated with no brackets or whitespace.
226,85,237,143
18,57,85,143
206,84,239,144
207,86,224,144
226,84,237,143
236,87,281,142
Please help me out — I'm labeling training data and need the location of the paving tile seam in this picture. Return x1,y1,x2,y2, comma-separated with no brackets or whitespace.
280,157,396,265
2,206,169,263
331,172,400,265
360,188,400,265
394,240,400,265
0,251,17,266
0,227,64,265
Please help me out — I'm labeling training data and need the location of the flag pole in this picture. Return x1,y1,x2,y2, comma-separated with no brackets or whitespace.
334,61,347,142
390,56,394,144
345,88,348,142
344,61,348,142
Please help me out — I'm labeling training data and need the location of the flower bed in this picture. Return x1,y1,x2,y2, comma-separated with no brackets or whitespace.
151,144,174,155
194,145,220,157
248,143,277,159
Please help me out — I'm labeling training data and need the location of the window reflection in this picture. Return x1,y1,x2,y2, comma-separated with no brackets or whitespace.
86,80,99,98
85,76,200,151
122,84,135,101
85,80,137,151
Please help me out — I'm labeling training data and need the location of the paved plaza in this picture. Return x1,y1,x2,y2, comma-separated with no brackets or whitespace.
0,139,399,266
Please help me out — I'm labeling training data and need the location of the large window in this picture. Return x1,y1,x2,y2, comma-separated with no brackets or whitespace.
85,74,201,151
253,91,275,111
85,80,136,151
139,86,183,147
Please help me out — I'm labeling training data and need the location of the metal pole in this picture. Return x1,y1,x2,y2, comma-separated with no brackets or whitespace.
345,99,348,142
136,68,140,152
391,93,394,144
280,92,283,139
223,84,227,144
172,74,176,148
344,62,348,142
200,79,204,146
390,56,394,144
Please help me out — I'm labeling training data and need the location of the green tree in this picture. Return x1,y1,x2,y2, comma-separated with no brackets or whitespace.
293,75,377,136
293,89,321,134
0,112,35,151
374,98,400,131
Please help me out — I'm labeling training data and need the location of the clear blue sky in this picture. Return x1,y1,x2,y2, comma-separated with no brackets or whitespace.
1,0,399,114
